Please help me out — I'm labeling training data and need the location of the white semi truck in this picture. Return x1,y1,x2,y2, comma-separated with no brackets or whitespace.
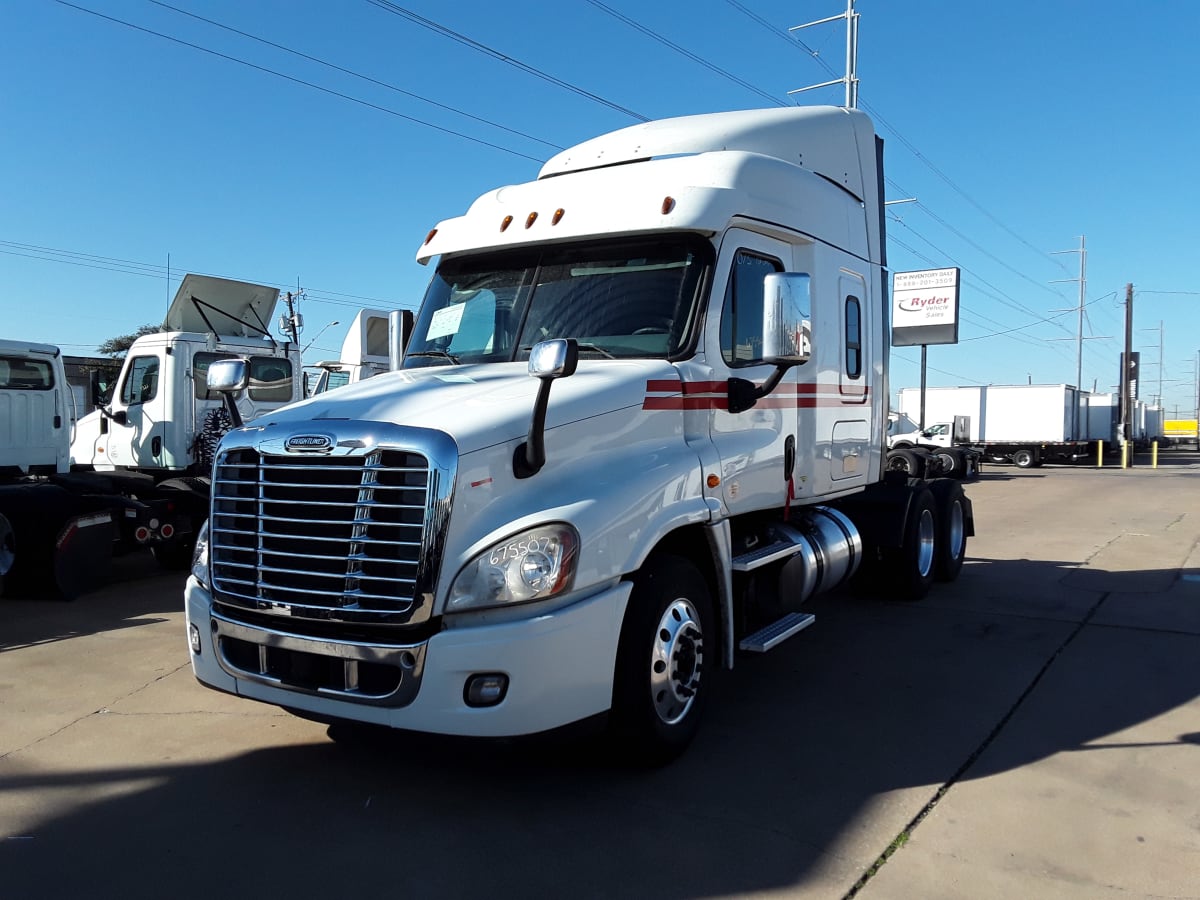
186,106,974,762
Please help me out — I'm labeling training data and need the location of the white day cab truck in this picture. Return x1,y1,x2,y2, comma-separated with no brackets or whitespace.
305,308,398,396
68,273,304,570
0,275,302,598
891,383,1154,468
186,106,975,763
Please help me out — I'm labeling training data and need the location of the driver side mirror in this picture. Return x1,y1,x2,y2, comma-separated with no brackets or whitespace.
206,358,249,429
728,273,812,414
762,273,812,366
207,358,248,393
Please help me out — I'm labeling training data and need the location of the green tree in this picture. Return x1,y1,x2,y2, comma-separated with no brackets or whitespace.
97,324,163,357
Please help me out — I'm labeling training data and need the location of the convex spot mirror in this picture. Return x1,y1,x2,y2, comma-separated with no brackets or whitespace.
206,358,248,393
762,272,812,366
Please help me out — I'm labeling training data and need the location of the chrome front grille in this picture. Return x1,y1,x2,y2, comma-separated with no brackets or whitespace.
210,445,433,624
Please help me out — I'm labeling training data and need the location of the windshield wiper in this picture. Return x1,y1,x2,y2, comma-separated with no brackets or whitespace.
576,342,617,359
522,342,616,360
407,350,460,364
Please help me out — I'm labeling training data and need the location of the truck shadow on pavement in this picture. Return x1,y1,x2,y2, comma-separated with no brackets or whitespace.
3,557,1199,899
0,553,183,652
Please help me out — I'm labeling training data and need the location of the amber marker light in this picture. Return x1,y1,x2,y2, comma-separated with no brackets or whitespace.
661,196,675,214
423,228,438,245
500,215,513,232
707,474,720,488
525,211,538,228
552,208,565,225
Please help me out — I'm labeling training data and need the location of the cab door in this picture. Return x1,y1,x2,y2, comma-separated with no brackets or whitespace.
104,352,166,469
705,229,796,516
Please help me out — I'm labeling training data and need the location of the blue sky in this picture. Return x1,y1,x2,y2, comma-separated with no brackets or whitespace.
3,1,1199,414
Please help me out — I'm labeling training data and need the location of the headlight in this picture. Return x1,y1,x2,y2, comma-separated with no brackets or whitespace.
448,524,578,612
191,519,211,590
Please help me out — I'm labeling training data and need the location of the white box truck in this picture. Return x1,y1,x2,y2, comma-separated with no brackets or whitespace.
185,107,975,762
895,384,1097,467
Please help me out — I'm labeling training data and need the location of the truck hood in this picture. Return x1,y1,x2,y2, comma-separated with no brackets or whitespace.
164,274,281,339
252,359,681,454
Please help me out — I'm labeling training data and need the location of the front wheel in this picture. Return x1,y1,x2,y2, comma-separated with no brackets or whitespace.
1012,449,1036,468
610,555,714,765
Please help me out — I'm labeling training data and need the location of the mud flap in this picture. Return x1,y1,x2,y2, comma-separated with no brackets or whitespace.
51,512,116,600
2,484,116,600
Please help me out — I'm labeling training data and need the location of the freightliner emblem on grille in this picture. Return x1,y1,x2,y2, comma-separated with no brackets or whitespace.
284,434,334,453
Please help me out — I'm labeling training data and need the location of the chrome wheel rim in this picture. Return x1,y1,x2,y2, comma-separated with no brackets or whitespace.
947,499,965,561
649,598,704,725
917,509,936,577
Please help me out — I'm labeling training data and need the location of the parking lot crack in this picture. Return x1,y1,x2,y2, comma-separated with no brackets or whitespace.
843,589,1113,898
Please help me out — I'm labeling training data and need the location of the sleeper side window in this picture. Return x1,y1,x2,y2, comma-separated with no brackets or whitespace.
845,296,862,379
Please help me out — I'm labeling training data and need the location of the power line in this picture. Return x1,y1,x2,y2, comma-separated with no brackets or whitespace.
583,0,788,107
144,0,562,152
363,0,649,122
720,3,1071,277
53,0,547,163
1,239,403,308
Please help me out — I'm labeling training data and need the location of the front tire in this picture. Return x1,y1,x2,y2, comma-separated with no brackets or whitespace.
611,555,713,765
1012,449,1035,468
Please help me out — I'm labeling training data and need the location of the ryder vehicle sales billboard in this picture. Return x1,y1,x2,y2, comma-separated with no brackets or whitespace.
891,267,961,347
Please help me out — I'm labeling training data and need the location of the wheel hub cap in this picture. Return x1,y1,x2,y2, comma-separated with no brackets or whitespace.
649,599,704,725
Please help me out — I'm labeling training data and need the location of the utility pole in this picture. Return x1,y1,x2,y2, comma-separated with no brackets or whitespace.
282,291,301,345
1120,283,1134,450
1050,235,1088,390
1139,320,1164,407
788,0,860,108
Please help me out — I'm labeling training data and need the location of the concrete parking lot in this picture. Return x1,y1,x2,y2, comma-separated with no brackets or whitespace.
2,453,1199,899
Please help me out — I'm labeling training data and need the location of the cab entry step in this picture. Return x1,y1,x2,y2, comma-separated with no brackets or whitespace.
739,612,816,653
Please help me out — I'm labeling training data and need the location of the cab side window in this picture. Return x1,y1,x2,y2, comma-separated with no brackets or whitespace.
248,357,293,402
193,352,235,400
720,251,783,366
122,356,159,405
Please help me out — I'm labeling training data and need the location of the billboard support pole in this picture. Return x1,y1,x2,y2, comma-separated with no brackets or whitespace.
919,344,928,430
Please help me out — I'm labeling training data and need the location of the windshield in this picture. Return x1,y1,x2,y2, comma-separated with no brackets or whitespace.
404,236,711,367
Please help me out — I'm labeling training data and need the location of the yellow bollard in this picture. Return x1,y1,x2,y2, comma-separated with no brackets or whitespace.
1121,442,1128,469
1097,440,1103,467
1152,440,1158,468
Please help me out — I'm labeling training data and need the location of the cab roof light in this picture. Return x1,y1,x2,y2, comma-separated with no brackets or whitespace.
500,215,514,232
551,208,565,225
525,211,538,229
423,228,438,245
661,196,676,215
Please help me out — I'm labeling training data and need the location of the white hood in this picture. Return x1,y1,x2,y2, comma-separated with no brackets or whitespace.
164,274,281,338
254,359,681,455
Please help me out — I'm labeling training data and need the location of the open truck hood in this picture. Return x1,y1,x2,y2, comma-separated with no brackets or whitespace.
163,274,281,338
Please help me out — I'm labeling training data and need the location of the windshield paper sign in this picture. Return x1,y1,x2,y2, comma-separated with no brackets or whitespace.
891,267,960,347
